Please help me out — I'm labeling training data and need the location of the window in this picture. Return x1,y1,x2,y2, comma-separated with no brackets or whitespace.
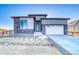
20,20,28,29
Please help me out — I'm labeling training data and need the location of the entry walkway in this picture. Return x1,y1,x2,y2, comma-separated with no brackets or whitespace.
47,35,79,55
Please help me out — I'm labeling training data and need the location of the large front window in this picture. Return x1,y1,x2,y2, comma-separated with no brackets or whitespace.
20,20,27,29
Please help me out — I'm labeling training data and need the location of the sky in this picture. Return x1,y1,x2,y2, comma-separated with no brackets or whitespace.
0,4,79,30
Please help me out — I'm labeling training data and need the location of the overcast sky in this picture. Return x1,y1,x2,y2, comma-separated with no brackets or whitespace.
0,4,79,30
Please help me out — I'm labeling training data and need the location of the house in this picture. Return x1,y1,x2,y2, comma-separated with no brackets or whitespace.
9,30,14,35
11,14,69,35
68,20,79,36
0,29,9,36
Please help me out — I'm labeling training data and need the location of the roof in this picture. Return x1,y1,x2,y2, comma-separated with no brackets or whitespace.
0,29,7,31
68,20,79,27
41,18,70,20
11,16,34,18
0,29,7,30
28,14,47,17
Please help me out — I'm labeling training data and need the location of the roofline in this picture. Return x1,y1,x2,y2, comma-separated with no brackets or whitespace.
11,16,34,18
68,20,79,27
0,29,7,30
41,18,70,20
28,14,47,17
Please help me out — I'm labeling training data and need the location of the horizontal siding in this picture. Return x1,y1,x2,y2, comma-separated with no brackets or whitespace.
42,19,67,25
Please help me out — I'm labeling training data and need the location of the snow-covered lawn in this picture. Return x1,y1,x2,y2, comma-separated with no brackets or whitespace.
0,45,62,55
0,35,62,55
0,36,50,46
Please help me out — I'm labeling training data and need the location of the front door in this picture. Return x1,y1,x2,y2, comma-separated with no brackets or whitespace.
35,22,41,32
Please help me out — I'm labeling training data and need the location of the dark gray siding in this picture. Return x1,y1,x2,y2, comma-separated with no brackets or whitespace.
64,25,68,35
14,18,20,33
42,25,45,34
42,19,67,25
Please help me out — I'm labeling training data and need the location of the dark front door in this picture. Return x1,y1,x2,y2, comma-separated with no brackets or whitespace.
35,22,41,32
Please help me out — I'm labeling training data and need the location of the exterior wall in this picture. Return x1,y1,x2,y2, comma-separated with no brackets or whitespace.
14,18,34,34
75,22,79,32
68,22,79,36
20,18,34,29
41,19,68,35
14,18,20,33
9,30,14,35
28,15,47,21
0,29,9,35
35,16,46,21
68,26,74,35
42,19,67,25
68,26,74,32
28,15,46,32
42,25,45,34
64,25,68,35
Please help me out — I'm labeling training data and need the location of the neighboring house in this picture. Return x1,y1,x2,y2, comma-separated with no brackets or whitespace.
68,20,79,36
9,30,14,35
0,29,9,36
11,14,69,35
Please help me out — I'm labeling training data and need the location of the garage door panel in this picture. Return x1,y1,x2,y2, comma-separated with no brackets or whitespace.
45,25,64,35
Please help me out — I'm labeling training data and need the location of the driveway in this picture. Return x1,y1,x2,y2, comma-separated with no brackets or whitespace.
47,35,79,55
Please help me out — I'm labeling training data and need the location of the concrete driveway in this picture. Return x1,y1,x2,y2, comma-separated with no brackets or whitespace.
47,35,79,55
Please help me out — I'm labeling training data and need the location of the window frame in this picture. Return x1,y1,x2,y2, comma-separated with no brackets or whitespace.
20,20,28,29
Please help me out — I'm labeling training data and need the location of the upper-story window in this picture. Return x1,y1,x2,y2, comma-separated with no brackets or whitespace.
20,20,28,29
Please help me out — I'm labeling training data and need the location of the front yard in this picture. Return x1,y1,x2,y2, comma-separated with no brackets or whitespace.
0,35,62,55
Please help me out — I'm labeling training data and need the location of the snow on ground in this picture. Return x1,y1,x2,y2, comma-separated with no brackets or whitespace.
0,45,62,55
0,35,62,55
0,36,50,46
73,36,79,39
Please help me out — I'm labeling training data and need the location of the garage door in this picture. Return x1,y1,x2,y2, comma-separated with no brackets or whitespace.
45,25,64,35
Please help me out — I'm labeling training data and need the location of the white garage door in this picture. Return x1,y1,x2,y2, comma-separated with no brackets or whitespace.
45,25,64,35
